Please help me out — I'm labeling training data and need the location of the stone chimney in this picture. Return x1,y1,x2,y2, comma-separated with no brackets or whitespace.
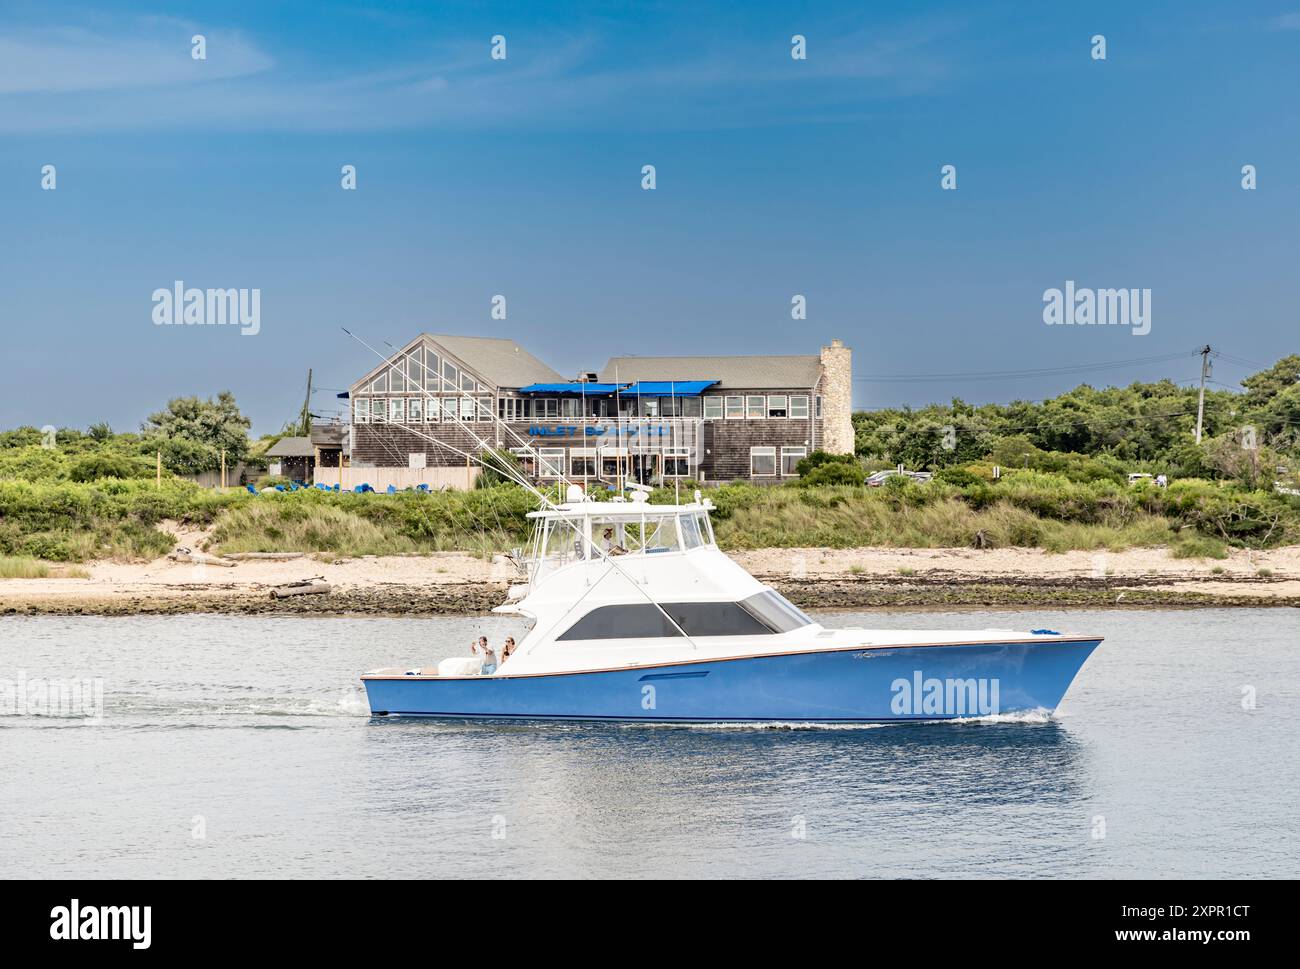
819,338,853,455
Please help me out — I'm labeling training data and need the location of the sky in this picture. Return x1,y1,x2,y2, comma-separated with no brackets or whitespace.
1,1,1297,434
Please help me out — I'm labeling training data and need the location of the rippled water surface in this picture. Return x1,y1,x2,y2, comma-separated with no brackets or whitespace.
1,609,1296,878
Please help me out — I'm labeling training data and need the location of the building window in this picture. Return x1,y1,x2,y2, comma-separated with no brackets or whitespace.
476,397,492,421
390,366,406,393
538,448,565,478
682,397,702,418
354,397,369,423
641,398,660,418
570,448,597,477
767,395,788,418
390,397,406,423
815,395,823,419
560,397,581,419
408,398,423,423
724,396,743,419
442,361,458,389
459,398,474,420
370,372,387,393
407,354,423,388
372,398,388,423
460,371,475,392
664,448,690,477
781,446,807,476
425,398,439,423
424,349,441,390
746,395,765,419
790,395,810,419
540,398,558,419
750,447,777,476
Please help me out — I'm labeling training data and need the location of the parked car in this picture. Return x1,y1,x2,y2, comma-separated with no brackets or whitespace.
866,469,933,487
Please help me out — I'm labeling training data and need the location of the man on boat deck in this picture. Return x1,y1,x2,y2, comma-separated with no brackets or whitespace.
472,636,497,675
601,528,626,556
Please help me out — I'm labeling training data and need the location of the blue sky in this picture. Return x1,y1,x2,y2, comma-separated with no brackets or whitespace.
2,1,1297,434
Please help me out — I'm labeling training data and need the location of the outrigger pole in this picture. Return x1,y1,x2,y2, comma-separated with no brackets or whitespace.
340,327,700,649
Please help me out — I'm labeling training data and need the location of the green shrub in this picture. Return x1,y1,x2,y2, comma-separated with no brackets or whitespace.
794,450,859,477
796,462,865,487
69,452,149,482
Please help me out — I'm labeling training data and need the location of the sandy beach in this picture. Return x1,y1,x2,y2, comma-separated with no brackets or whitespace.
4,543,1300,616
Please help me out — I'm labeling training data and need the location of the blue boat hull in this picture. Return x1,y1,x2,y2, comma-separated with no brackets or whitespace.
362,639,1101,723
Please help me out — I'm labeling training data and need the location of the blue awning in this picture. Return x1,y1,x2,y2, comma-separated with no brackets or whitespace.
622,380,717,396
519,382,623,395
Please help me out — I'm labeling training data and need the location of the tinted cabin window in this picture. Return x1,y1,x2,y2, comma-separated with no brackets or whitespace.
557,593,810,641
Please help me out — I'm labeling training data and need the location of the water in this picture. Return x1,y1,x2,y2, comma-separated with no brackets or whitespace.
1,609,1296,878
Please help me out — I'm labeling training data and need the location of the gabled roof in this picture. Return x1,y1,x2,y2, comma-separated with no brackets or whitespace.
425,334,564,388
599,355,820,390
266,436,314,457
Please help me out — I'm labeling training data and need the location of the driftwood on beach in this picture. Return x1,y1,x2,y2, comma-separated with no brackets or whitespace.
223,552,305,561
269,580,332,599
167,548,237,568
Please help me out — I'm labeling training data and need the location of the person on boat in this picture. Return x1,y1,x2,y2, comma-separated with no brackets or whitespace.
472,636,497,675
501,637,517,662
601,527,626,556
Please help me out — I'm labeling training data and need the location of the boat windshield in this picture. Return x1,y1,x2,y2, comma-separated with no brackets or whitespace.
739,589,815,632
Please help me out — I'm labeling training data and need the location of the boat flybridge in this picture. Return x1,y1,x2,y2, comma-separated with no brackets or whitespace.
361,487,1102,723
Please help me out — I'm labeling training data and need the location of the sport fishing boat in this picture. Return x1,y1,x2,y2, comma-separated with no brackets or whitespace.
360,489,1101,723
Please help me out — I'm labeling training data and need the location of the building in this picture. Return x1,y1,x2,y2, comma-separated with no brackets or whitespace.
265,435,316,482
340,333,853,487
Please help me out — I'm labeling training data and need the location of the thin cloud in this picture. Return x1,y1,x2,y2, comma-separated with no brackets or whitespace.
0,23,272,94
0,17,956,133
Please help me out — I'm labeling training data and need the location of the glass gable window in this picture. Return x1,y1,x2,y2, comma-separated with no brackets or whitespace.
424,349,441,390
790,395,810,419
746,395,765,419
724,396,743,419
390,366,406,393
767,395,788,418
370,372,388,393
443,361,459,389
750,447,777,476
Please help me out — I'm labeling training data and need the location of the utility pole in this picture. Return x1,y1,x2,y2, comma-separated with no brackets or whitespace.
300,368,313,437
1195,345,1212,444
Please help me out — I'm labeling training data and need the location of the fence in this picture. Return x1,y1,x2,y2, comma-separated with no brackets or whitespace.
315,465,480,491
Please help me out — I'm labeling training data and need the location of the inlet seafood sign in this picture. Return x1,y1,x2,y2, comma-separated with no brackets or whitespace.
527,424,672,438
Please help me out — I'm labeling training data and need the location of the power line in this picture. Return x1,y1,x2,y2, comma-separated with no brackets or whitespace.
853,350,1200,383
